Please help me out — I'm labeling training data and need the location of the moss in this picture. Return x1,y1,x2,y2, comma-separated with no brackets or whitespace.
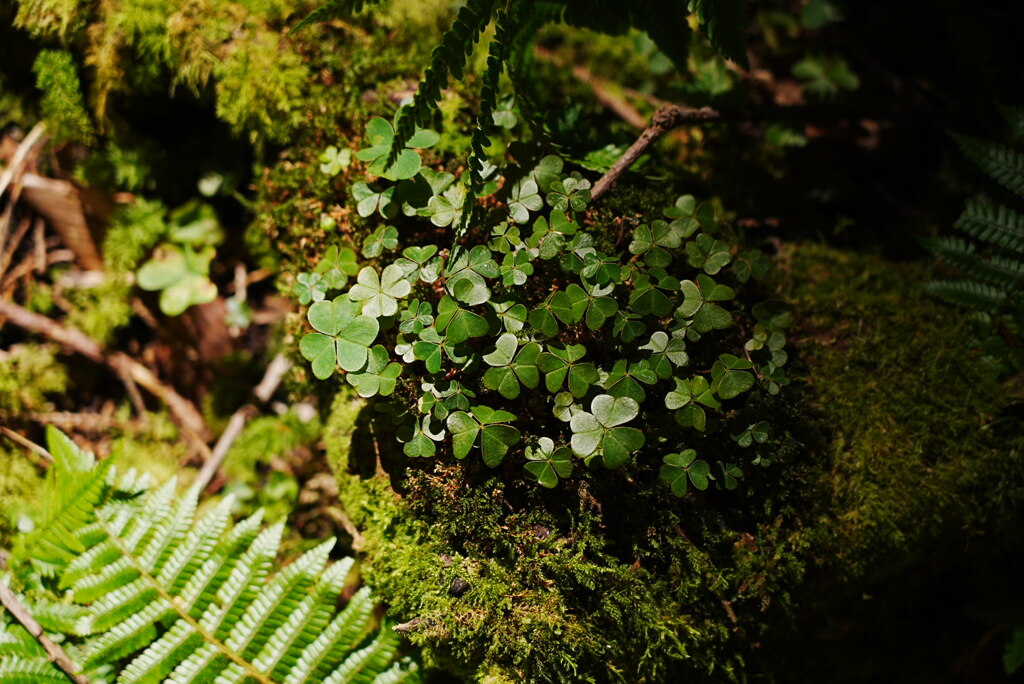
774,243,1024,582
0,344,68,412
32,49,94,144
0,448,45,550
62,278,134,347
102,198,168,274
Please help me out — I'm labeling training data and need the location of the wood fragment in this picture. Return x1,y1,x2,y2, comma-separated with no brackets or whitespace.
0,426,53,463
591,104,721,202
0,583,91,684
0,299,210,439
20,173,103,270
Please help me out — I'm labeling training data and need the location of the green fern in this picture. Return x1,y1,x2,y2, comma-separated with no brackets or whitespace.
924,109,1024,372
0,427,419,684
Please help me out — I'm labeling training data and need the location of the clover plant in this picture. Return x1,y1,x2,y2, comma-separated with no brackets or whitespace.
295,119,789,497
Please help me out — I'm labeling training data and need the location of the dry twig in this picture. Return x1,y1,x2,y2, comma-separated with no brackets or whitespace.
0,426,53,464
591,104,720,202
0,583,91,684
0,299,209,439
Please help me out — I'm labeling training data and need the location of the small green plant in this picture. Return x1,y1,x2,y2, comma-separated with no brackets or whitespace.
295,119,788,496
136,200,225,316
0,427,420,683
924,104,1024,373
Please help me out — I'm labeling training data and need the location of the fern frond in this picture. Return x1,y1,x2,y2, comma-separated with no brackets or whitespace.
0,656,70,683
290,0,386,35
692,0,748,68
998,102,1024,136
0,430,419,684
924,279,1007,312
955,198,1024,253
953,134,1024,198
923,236,1024,289
390,0,496,163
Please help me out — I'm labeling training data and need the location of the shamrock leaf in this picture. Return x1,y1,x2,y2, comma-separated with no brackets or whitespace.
687,233,732,274
537,344,600,398
524,437,573,488
732,249,770,282
676,274,735,333
427,183,468,227
528,303,560,338
526,210,578,260
300,297,380,378
508,177,543,223
611,310,646,343
356,116,436,180
639,331,689,379
412,326,444,374
445,245,499,306
569,394,645,468
664,376,720,431
491,300,528,332
628,271,679,317
315,245,359,289
137,244,218,316
348,264,412,318
531,155,564,193
346,344,402,397
352,182,396,219
552,391,583,422
398,299,434,334
362,224,399,258
629,220,683,267
489,223,522,254
717,461,744,490
710,353,755,399
546,174,591,212
732,421,770,448
402,415,445,457
500,250,535,287
435,296,488,344
482,333,541,399
664,194,715,235
319,145,351,175
660,450,711,497
446,406,521,466
294,272,327,305
601,359,657,404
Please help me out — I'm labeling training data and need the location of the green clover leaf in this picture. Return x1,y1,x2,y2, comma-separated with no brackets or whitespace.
300,297,380,378
352,182,396,219
402,414,445,458
500,250,534,287
537,344,600,398
348,264,412,318
362,224,399,259
482,333,541,399
435,295,488,344
687,233,732,274
546,174,591,212
445,245,498,306
660,449,711,497
664,376,720,431
732,249,770,282
676,274,735,332
446,406,521,467
314,245,359,289
491,300,528,332
346,344,402,397
710,353,755,399
524,437,573,488
639,331,689,379
508,177,543,223
356,117,436,180
319,145,351,176
569,394,645,468
294,272,328,305
137,244,217,316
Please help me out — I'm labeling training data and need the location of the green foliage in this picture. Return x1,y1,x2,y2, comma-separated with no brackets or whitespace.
0,345,68,413
32,49,93,144
0,427,420,683
136,201,224,316
924,110,1024,372
294,118,788,497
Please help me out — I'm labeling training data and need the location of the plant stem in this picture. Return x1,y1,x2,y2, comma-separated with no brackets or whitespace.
0,582,91,684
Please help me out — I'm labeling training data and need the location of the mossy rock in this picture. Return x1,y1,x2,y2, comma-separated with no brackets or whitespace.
325,243,1023,682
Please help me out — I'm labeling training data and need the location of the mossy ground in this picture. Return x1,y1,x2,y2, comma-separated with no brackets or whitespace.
323,243,1024,682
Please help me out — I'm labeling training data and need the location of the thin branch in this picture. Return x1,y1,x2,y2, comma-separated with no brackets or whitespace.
0,426,53,465
0,299,210,439
192,354,292,492
0,582,91,684
591,104,720,202
0,123,48,255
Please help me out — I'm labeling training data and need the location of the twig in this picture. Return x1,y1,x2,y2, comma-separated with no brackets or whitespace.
192,354,292,492
0,216,33,279
0,123,48,255
327,508,365,551
0,410,146,433
591,104,720,202
0,582,91,684
533,46,648,130
392,617,426,634
0,299,210,439
0,426,53,464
